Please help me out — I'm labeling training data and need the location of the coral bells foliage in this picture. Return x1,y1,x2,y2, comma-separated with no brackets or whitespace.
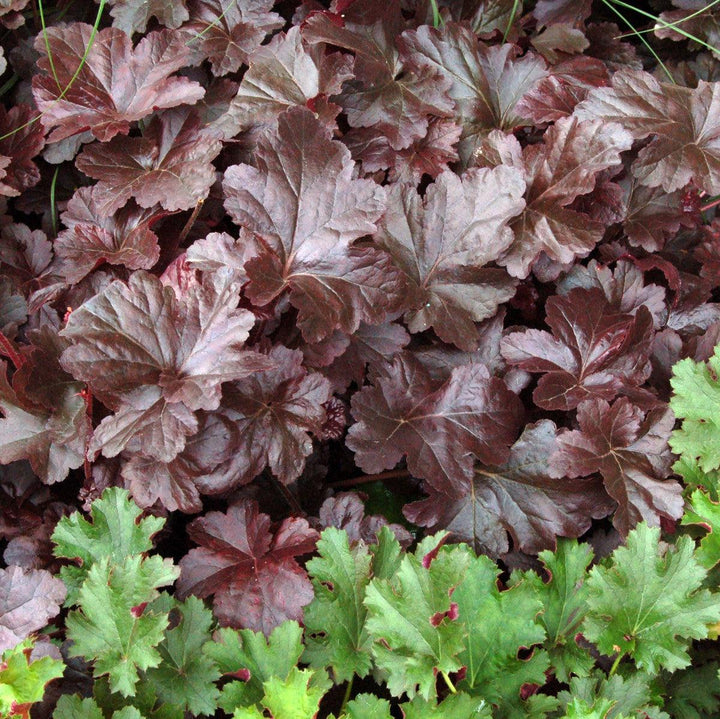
3,0,720,711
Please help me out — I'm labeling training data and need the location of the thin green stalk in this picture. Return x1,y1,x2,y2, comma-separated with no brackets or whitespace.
502,0,521,42
600,0,675,83
186,0,238,45
428,0,443,28
38,0,61,90
0,0,107,142
440,670,457,694
606,0,720,53
608,651,624,676
49,165,60,237
338,676,354,717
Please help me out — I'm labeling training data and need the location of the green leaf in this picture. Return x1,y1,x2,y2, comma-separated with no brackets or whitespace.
673,456,720,499
400,693,492,718
560,697,622,719
454,553,547,710
364,534,470,700
344,693,393,718
303,527,374,681
54,695,104,719
370,525,403,580
0,639,65,717
682,490,720,569
669,349,720,473
54,697,145,719
515,539,595,681
52,487,165,604
92,676,184,719
145,595,221,716
558,672,663,719
260,667,329,719
204,621,303,712
583,523,720,673
66,554,180,696
662,661,720,719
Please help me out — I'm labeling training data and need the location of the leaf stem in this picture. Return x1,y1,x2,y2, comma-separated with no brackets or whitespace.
177,199,204,247
700,196,720,213
339,676,354,717
270,474,306,517
329,468,410,488
608,651,624,676
0,331,24,369
440,670,457,694
49,165,60,238
502,0,521,42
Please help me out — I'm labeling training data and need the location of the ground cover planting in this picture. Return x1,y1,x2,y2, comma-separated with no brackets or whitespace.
2,0,720,716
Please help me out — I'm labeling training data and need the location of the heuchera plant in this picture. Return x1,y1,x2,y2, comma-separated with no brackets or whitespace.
2,0,720,715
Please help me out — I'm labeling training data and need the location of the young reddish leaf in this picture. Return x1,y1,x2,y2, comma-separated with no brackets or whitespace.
0,566,66,652
550,398,684,536
401,23,547,163
105,0,189,34
655,4,720,55
531,24,589,63
201,345,331,489
302,0,454,150
60,269,270,462
177,500,319,634
347,352,523,496
622,179,695,252
0,105,45,197
374,167,525,350
75,109,221,216
32,24,204,142
184,0,282,76
575,70,720,194
317,321,410,392
498,116,633,278
532,0,593,26
0,224,55,296
557,259,667,329
0,357,87,485
346,118,462,184
120,411,238,512
501,288,654,411
223,107,404,343
405,421,614,556
521,56,609,123
226,26,353,131
55,187,163,283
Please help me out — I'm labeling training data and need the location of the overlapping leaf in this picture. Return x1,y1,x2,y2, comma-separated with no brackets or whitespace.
373,167,525,350
501,288,654,410
302,0,454,150
60,269,270,462
184,0,282,76
212,345,331,488
494,117,632,278
347,352,524,496
575,69,720,194
105,0,189,34
0,105,44,197
32,24,204,142
0,566,66,652
177,500,319,634
405,421,614,556
550,398,684,535
223,107,404,342
226,26,352,129
401,23,547,163
55,187,163,283
76,109,222,216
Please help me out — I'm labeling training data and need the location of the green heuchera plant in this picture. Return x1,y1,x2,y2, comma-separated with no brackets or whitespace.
22,487,719,718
